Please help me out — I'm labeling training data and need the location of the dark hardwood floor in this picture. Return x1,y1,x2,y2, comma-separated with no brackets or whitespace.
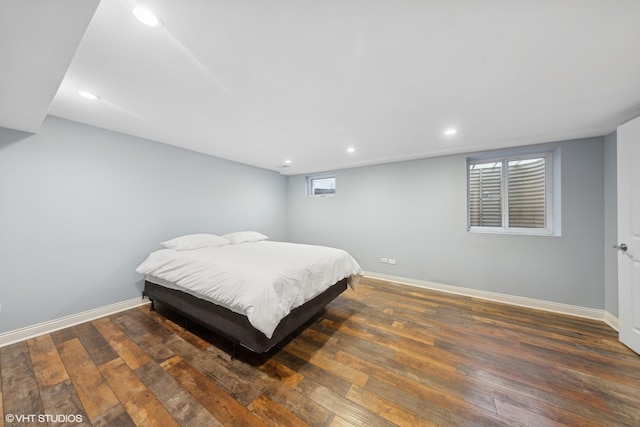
2,277,639,426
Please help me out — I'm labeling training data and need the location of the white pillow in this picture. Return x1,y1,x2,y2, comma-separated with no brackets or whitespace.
161,234,229,251
222,231,269,245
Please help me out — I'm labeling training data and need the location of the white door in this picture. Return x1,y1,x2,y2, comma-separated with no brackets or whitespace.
617,115,640,355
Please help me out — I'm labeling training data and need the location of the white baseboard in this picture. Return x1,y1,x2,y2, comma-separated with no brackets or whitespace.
364,271,610,323
604,311,619,331
0,297,149,348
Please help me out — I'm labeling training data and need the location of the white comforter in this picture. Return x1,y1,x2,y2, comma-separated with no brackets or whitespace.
135,241,363,338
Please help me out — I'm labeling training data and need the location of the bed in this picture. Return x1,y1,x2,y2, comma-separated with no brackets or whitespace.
136,232,362,356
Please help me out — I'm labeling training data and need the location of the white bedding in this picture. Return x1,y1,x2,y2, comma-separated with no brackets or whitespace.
135,241,363,338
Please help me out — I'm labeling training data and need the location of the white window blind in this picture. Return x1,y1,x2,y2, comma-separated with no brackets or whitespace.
469,162,502,227
468,153,551,234
508,158,546,228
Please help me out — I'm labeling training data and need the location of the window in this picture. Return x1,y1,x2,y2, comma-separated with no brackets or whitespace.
468,153,552,234
306,174,336,197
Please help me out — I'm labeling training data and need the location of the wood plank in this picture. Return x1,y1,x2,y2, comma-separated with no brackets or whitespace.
494,398,567,427
557,363,640,410
92,317,151,370
56,338,120,421
470,300,618,339
305,325,487,415
493,396,606,427
346,290,433,314
456,364,626,427
72,321,119,366
99,357,181,427
50,328,77,345
259,377,335,427
90,403,136,427
0,342,45,419
350,282,444,310
329,415,357,427
356,348,513,427
345,384,436,427
38,380,91,427
271,349,352,396
161,333,262,406
111,310,175,363
258,358,304,388
283,340,369,388
334,340,495,413
363,376,501,427
27,334,69,388
296,378,396,427
320,318,395,350
312,321,397,361
335,349,497,415
327,304,432,336
392,344,458,375
135,361,223,427
434,334,619,412
161,355,269,427
318,317,402,353
261,374,334,427
297,327,336,352
521,332,640,366
248,394,310,426
519,339,640,381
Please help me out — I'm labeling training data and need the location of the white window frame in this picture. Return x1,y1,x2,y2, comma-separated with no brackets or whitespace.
467,152,553,235
306,174,336,197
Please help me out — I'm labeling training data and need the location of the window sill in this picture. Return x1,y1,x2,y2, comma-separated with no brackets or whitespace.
468,227,558,237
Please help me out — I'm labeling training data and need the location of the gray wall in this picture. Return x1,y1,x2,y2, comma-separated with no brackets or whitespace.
603,131,618,316
0,116,288,334
0,118,614,334
288,137,606,309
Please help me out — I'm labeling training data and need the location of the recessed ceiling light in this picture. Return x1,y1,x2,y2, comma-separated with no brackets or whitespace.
133,7,159,27
444,128,457,136
77,90,100,100
346,147,356,153
284,159,292,165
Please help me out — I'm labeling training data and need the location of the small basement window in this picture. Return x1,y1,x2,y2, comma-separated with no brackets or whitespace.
307,175,336,197
468,152,553,235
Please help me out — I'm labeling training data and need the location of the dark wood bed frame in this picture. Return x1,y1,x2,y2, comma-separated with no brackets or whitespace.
143,278,348,357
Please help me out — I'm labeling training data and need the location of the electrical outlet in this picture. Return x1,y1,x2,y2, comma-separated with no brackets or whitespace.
388,259,396,265
380,257,388,263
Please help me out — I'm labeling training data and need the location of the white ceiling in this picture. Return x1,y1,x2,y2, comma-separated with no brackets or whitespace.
3,1,640,175
0,0,99,133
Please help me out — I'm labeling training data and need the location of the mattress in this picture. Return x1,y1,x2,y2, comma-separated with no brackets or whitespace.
136,240,363,338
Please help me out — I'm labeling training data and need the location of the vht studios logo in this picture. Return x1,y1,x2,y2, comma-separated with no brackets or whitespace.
5,414,84,423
